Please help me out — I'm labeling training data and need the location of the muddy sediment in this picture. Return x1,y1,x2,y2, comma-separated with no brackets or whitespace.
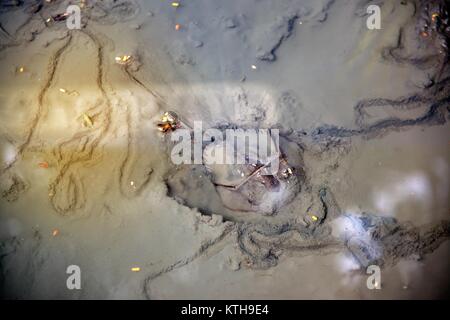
0,0,448,299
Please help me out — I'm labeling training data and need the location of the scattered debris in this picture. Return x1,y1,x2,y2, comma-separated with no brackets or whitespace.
281,167,294,179
115,55,132,65
46,12,70,25
54,12,70,22
157,111,181,133
417,0,449,62
59,88,79,96
38,162,49,169
81,113,94,128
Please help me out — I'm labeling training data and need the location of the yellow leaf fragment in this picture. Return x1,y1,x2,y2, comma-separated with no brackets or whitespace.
82,113,93,127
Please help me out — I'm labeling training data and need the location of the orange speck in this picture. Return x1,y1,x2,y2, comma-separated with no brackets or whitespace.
52,229,59,237
175,24,181,31
421,31,428,37
38,162,49,168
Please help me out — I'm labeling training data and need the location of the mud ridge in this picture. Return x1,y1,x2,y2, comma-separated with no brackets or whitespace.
1,33,72,174
143,221,235,299
49,29,113,215
117,99,153,198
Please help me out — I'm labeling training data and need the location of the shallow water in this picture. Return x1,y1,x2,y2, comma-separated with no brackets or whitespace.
0,0,448,299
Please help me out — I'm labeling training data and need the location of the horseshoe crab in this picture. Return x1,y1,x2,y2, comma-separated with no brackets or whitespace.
158,111,304,216
203,135,301,214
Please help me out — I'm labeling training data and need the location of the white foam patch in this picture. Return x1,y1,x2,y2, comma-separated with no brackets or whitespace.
331,213,364,239
372,172,432,216
336,254,361,273
1,141,17,166
335,253,362,288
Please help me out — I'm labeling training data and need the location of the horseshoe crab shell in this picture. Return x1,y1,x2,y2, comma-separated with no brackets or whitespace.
202,134,302,215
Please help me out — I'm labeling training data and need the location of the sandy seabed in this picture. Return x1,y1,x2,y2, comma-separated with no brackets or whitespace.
0,0,449,299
